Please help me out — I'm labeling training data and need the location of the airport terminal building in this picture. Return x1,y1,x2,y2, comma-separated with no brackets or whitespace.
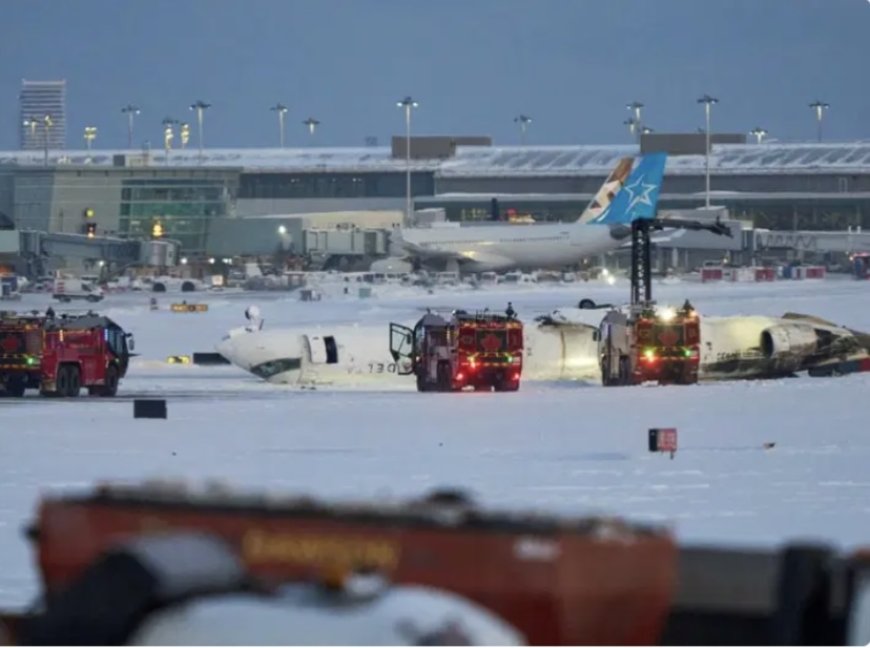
1,133,869,272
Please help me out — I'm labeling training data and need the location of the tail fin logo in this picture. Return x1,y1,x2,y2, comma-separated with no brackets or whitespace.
623,175,658,212
588,152,667,226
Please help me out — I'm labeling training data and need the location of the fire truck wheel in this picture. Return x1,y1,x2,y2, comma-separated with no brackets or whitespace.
65,365,81,398
54,366,70,397
101,365,120,397
436,362,452,392
5,379,25,398
618,356,631,386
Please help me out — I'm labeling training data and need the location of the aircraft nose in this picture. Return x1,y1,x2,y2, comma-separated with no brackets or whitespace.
216,336,245,369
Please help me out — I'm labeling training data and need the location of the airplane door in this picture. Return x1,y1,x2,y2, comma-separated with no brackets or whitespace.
308,335,338,364
323,336,338,364
389,323,415,375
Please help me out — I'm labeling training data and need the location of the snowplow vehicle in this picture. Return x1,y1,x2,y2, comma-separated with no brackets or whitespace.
390,311,523,392
4,481,870,646
599,303,700,386
0,312,133,397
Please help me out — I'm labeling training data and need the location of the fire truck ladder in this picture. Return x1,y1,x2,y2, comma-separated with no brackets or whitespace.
629,216,733,307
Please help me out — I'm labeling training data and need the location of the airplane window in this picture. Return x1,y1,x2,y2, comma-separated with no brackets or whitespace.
250,357,302,379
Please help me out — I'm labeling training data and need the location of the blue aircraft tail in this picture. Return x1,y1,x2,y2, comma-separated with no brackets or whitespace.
588,152,667,225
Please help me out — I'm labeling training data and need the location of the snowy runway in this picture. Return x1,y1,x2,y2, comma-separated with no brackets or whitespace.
1,277,869,606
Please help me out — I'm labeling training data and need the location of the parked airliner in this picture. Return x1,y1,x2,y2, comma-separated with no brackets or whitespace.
392,153,666,273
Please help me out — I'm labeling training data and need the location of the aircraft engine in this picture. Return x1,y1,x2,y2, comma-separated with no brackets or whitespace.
760,323,818,360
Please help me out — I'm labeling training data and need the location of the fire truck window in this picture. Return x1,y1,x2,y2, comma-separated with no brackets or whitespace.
324,336,338,364
104,326,127,356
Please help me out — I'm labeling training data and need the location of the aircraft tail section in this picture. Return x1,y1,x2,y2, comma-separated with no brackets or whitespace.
588,152,667,226
576,157,633,224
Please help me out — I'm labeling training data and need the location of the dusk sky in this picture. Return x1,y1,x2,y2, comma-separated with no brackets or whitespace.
1,0,868,150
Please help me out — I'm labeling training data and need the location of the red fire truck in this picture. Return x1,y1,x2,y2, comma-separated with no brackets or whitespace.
0,312,133,397
390,311,524,392
599,303,701,386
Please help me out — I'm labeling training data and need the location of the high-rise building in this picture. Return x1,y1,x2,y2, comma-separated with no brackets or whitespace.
19,79,66,151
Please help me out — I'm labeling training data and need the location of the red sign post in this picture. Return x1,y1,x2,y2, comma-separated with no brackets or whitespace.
648,428,678,459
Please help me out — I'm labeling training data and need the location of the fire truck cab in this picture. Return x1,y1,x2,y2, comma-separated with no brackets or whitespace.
599,303,700,386
390,311,523,392
0,312,133,397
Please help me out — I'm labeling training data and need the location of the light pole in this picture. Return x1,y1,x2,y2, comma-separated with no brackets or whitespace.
23,118,38,149
35,114,53,166
396,96,418,222
697,94,718,209
121,104,140,148
750,127,768,144
641,126,654,135
809,100,829,142
623,117,637,141
83,126,97,162
162,117,177,163
189,100,211,163
180,122,190,149
270,103,288,148
513,114,532,145
626,101,644,142
303,117,320,141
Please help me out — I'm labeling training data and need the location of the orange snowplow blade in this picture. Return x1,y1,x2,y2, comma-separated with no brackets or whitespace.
30,486,679,645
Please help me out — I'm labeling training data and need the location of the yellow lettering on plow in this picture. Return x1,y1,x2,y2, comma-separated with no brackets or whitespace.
241,530,400,571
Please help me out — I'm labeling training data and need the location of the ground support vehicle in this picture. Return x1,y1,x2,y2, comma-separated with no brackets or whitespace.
599,304,701,386
0,312,133,397
52,278,104,303
390,311,524,392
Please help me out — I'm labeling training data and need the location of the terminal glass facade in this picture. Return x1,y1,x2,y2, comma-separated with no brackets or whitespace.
119,179,228,253
239,172,435,199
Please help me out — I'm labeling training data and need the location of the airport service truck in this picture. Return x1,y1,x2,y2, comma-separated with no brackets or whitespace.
52,277,104,303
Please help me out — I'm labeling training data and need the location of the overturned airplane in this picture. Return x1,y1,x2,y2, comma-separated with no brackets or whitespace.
215,304,870,388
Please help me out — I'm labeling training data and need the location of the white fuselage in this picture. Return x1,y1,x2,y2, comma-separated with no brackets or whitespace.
398,223,621,272
216,308,866,389
216,315,602,389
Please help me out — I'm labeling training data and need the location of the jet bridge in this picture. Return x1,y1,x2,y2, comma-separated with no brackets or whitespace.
16,230,178,277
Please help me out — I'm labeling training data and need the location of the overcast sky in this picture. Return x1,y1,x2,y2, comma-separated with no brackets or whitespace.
1,0,868,150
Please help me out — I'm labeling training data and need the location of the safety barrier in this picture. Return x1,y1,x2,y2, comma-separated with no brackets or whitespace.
780,265,826,280
703,266,778,283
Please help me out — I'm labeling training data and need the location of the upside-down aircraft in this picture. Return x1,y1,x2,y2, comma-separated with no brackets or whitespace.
389,153,664,273
215,304,870,389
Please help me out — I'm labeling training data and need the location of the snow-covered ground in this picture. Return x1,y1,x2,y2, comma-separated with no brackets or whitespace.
1,276,869,606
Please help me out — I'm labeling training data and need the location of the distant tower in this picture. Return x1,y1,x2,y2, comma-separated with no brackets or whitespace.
20,80,66,150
